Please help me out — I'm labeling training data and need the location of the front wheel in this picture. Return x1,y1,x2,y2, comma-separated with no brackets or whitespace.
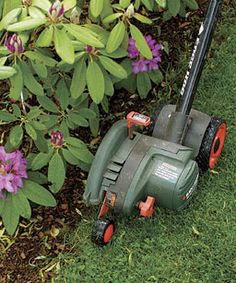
91,219,115,246
196,117,226,171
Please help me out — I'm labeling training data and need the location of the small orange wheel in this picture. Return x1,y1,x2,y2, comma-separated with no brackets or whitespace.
91,219,115,247
209,122,226,169
196,117,226,171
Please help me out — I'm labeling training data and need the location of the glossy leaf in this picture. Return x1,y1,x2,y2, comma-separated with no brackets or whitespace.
90,0,104,17
70,58,87,99
86,61,105,104
36,26,54,47
9,125,23,147
66,24,104,48
9,65,23,100
0,66,17,80
48,152,66,192
20,61,44,96
0,8,22,31
7,18,47,32
130,24,152,59
1,194,20,235
23,180,56,207
99,55,127,79
137,72,152,99
12,190,31,219
54,27,75,64
106,21,125,53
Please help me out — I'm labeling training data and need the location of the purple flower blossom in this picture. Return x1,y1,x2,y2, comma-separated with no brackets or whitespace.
49,0,64,21
51,130,64,148
0,147,27,198
5,34,23,54
128,35,162,74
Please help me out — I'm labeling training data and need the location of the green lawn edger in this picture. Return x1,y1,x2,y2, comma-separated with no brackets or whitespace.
83,0,226,246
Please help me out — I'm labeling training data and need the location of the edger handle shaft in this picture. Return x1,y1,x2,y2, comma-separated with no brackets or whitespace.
176,0,223,115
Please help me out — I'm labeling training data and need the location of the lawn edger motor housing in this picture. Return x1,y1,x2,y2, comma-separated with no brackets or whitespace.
83,0,227,246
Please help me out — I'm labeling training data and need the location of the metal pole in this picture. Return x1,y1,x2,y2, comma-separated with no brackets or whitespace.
176,0,223,115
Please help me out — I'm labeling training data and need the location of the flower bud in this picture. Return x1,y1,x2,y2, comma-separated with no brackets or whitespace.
49,0,64,21
5,34,24,54
51,130,64,148
125,4,135,19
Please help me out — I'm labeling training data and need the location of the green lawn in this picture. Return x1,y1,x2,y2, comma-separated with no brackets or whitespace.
57,4,236,283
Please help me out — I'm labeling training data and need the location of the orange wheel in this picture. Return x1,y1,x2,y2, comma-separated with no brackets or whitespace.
91,219,115,246
196,118,226,171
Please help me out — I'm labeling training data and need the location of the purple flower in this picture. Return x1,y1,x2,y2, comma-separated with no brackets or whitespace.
49,0,64,21
128,35,162,74
5,34,23,54
128,38,140,58
0,147,27,198
51,130,64,148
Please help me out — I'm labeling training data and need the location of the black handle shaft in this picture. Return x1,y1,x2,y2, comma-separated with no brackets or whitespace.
176,0,223,115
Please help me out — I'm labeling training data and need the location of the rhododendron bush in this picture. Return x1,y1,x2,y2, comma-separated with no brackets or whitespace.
0,0,198,234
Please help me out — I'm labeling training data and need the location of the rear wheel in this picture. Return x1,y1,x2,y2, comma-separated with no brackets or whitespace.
91,219,115,246
196,117,226,171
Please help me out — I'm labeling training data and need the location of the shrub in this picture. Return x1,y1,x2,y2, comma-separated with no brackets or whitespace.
0,0,198,234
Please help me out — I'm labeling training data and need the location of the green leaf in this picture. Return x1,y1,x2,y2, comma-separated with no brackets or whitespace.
27,171,48,185
65,137,86,148
23,180,56,207
37,96,58,113
137,72,152,99
68,146,94,164
79,108,96,119
130,24,152,59
37,26,54,47
25,123,37,140
9,65,23,100
31,61,48,78
70,58,86,99
66,24,104,48
102,12,123,24
86,61,105,104
63,0,77,11
12,190,31,219
0,8,22,31
102,69,114,96
54,27,75,64
68,112,89,127
12,104,21,117
7,18,46,32
184,0,198,10
48,152,66,192
148,69,163,84
0,66,17,80
34,130,48,153
99,55,127,79
27,107,42,120
9,125,23,147
90,0,104,17
31,151,53,171
0,198,5,215
1,194,20,235
0,110,17,122
167,0,180,16
120,0,131,8
141,0,153,10
28,6,46,19
106,21,125,53
31,0,51,11
62,148,80,165
19,61,44,96
56,79,70,110
24,50,57,67
133,13,153,24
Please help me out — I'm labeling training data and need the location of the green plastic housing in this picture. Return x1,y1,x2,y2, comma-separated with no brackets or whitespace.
84,121,199,216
